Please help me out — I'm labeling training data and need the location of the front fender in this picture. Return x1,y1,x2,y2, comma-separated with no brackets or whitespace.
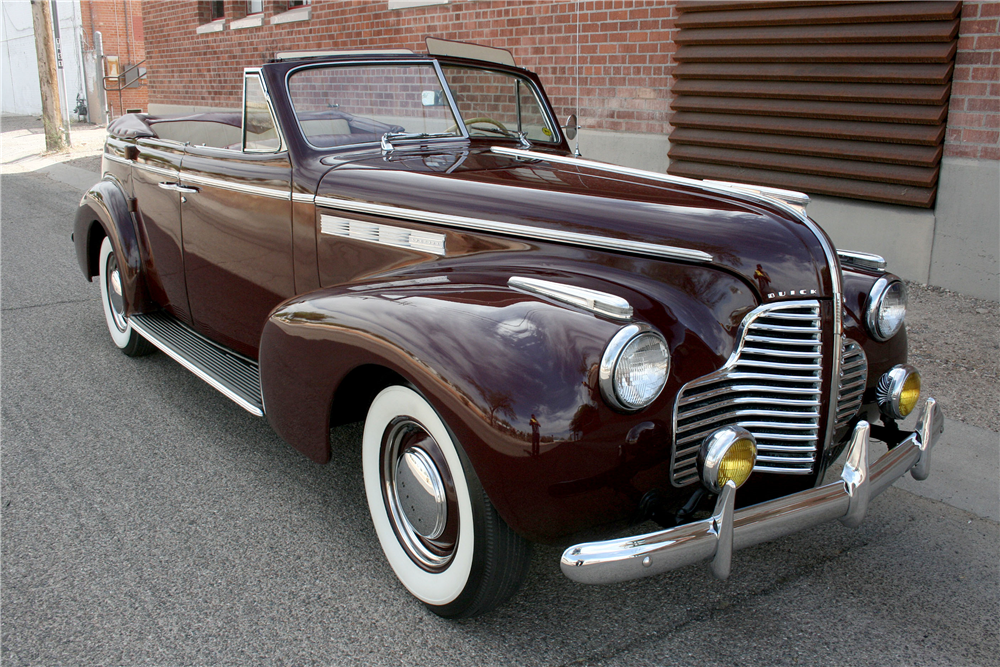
74,178,152,315
259,277,652,541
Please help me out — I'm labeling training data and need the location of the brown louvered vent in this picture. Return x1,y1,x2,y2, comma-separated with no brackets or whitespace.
668,1,961,208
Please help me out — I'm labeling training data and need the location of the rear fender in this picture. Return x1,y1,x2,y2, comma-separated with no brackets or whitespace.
74,177,152,314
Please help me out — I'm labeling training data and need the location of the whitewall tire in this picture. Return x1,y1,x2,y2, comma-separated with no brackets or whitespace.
98,237,153,357
362,385,530,618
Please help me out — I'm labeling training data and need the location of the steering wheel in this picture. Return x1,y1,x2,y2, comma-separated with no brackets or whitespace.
447,116,510,135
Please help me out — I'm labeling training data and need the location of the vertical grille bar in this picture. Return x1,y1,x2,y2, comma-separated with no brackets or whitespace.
672,301,824,487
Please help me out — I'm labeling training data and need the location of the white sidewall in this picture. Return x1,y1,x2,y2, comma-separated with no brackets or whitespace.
362,386,475,606
98,237,132,349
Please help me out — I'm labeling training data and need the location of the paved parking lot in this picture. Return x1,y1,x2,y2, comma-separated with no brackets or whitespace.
2,117,997,666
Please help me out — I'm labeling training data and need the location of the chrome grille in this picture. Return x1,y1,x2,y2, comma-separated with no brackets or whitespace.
672,301,824,486
834,337,868,430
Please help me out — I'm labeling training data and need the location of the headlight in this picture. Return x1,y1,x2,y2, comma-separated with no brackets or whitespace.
699,426,757,494
865,277,907,341
876,364,921,419
599,324,670,411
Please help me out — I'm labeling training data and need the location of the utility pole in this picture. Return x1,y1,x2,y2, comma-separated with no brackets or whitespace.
30,0,66,152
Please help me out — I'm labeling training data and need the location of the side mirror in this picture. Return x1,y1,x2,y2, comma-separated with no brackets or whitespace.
562,114,578,141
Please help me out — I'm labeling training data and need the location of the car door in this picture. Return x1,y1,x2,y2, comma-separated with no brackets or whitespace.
179,70,294,360
131,137,192,323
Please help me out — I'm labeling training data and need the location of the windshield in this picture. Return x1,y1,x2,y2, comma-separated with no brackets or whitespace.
441,65,557,143
288,63,461,148
287,61,558,149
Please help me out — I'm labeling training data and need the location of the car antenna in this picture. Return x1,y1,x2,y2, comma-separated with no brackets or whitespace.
574,2,582,157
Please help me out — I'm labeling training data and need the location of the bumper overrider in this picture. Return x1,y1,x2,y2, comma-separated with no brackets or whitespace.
561,397,944,585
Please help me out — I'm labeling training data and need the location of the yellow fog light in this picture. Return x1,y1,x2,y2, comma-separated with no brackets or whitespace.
699,426,757,494
876,365,922,420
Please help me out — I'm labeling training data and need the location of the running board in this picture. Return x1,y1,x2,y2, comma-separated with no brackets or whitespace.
130,312,264,417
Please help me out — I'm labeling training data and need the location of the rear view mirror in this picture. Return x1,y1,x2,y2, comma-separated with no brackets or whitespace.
422,90,446,107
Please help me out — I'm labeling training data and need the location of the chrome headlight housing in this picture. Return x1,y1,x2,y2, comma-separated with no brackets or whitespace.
865,276,907,342
599,324,670,412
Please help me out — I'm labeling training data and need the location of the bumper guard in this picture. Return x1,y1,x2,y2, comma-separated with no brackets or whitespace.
561,397,944,585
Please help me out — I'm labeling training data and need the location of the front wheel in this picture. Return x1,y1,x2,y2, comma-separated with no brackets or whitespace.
98,237,153,357
362,385,531,618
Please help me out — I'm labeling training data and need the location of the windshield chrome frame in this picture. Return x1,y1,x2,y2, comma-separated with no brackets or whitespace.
285,59,470,152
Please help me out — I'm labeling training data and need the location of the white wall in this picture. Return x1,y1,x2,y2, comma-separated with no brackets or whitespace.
2,1,86,119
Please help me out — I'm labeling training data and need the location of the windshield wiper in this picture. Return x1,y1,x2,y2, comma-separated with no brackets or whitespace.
381,131,456,152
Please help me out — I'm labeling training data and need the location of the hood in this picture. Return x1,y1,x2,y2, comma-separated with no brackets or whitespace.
315,146,834,300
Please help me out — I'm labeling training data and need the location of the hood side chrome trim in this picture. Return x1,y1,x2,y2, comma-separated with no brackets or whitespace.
508,276,633,320
314,196,713,263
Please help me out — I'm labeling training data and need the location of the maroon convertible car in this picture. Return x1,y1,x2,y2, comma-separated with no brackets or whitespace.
75,40,943,618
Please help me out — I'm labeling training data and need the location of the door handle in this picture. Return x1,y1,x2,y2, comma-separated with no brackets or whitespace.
157,182,199,194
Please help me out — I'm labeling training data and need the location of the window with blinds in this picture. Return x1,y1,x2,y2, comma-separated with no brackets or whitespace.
667,1,961,208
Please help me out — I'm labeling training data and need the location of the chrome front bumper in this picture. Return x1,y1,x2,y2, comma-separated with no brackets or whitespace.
561,398,944,585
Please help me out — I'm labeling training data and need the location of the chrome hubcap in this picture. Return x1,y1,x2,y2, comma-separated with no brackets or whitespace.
394,447,447,540
106,254,127,332
382,418,458,571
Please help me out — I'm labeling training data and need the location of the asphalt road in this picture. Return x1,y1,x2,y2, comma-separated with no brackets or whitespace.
2,154,998,666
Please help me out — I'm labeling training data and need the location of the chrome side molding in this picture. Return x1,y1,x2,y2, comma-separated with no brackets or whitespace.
561,398,943,585
508,276,632,320
315,196,714,264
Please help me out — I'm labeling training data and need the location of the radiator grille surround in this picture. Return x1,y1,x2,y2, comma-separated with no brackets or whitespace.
672,301,825,487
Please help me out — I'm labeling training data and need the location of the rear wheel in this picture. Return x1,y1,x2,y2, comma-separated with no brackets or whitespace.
362,385,531,618
98,237,154,357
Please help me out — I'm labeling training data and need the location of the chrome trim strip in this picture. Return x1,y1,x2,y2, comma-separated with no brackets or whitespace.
276,49,415,60
838,249,887,273
291,192,316,204
315,197,714,263
181,172,290,200
104,154,131,166
320,214,446,255
128,317,264,417
508,276,632,320
703,179,810,210
135,162,177,178
561,399,942,585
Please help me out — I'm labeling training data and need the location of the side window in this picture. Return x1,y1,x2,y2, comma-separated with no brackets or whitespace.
244,74,280,151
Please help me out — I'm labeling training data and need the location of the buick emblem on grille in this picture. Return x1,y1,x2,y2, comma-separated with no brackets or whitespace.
767,289,818,298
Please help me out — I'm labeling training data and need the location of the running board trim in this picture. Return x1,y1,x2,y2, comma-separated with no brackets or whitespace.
130,312,265,417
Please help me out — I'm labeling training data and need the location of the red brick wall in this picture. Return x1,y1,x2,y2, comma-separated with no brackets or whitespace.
141,0,677,134
947,0,999,160
81,0,148,115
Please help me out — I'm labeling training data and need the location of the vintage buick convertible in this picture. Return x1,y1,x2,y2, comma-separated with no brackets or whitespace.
74,41,943,618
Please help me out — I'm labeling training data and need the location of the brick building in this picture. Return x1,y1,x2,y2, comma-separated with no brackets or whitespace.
80,0,147,118
139,0,998,299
